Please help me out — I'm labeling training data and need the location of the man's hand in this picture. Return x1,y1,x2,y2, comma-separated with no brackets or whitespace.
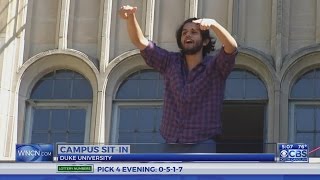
118,5,148,50
118,5,137,19
192,18,217,31
193,18,237,54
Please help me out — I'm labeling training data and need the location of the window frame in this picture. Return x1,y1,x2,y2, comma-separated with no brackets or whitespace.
24,99,92,144
111,100,163,144
289,101,320,144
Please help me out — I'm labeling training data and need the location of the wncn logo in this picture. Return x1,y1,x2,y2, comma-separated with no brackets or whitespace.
16,144,53,162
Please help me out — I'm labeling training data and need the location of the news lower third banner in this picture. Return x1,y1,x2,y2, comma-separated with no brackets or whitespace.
55,144,274,162
15,144,313,162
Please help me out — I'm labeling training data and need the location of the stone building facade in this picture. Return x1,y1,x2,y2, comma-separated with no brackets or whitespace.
0,0,319,160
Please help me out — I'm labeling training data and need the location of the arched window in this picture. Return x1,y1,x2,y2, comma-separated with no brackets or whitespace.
116,70,164,100
113,70,164,147
225,69,268,100
25,70,93,144
112,70,164,146
113,68,268,153
222,69,268,153
290,68,320,157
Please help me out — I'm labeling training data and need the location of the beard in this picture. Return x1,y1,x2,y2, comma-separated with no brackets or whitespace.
181,40,203,55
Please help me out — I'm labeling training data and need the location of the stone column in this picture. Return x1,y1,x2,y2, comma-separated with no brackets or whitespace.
58,0,70,49
0,0,20,160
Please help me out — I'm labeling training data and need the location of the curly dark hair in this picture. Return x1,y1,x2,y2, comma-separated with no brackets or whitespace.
176,17,216,57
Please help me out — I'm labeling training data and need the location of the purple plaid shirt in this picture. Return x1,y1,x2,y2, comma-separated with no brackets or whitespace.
140,41,237,143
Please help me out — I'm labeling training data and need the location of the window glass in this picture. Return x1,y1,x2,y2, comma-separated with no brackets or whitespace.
31,80,53,99
296,133,314,150
316,133,320,157
32,109,50,131
291,69,320,99
118,132,135,143
116,80,139,99
55,70,74,78
225,69,267,99
31,70,92,99
29,70,92,145
229,70,244,78
51,109,68,131
31,133,48,144
69,133,85,143
245,79,268,98
316,108,320,131
115,70,164,144
139,71,159,79
51,132,67,144
136,132,154,143
156,108,163,130
295,106,314,131
225,79,244,99
53,79,72,99
139,79,158,99
291,79,313,98
73,79,92,99
116,70,163,99
291,69,320,157
315,79,320,97
117,106,162,144
31,108,88,144
119,108,138,131
138,108,156,131
69,109,86,131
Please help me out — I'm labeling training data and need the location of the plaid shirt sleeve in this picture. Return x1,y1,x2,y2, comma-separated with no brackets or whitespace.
178,48,238,103
140,41,171,74
209,47,238,79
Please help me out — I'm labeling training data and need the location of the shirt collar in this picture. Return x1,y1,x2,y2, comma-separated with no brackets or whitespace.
180,53,208,66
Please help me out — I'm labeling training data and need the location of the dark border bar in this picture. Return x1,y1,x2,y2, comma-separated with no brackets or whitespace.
2,175,320,180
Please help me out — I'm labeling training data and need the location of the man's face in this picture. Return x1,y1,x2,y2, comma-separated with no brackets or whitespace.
181,22,204,55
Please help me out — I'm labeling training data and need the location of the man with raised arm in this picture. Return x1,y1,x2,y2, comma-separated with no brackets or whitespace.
119,5,238,153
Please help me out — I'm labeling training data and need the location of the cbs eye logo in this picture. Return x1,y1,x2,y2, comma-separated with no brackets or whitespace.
280,150,288,158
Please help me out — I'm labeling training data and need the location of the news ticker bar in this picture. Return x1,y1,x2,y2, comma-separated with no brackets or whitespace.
16,143,315,163
0,163,320,175
57,153,275,162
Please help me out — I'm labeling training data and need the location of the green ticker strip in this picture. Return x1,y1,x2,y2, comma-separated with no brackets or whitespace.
57,165,93,173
